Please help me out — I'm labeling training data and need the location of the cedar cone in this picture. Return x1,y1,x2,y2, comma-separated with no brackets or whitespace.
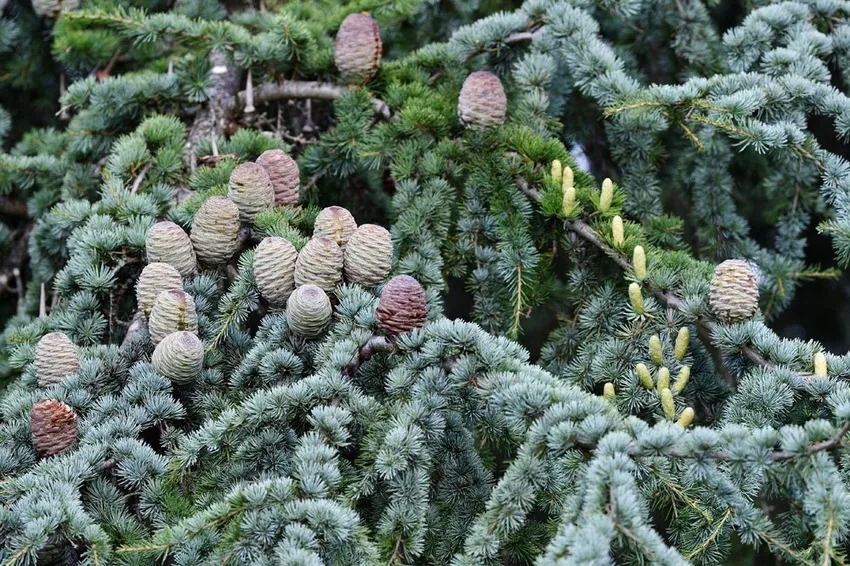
146,221,197,277
34,332,79,388
31,399,77,457
314,206,357,250
31,0,79,17
344,224,392,287
294,237,344,294
190,196,242,266
709,259,760,323
334,13,382,81
228,162,274,222
256,149,300,207
376,275,427,336
457,71,507,130
286,285,332,338
136,262,183,317
255,237,299,307
148,290,199,346
152,331,204,385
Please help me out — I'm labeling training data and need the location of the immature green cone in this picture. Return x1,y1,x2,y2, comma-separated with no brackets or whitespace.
294,237,344,294
136,262,183,317
146,221,197,277
228,162,274,222
34,332,79,387
709,259,759,323
148,290,199,346
344,224,393,287
152,331,204,385
255,237,298,307
458,71,507,130
256,149,300,207
377,275,427,336
31,0,79,17
334,12,382,81
190,196,242,266
286,285,332,338
30,399,77,457
313,206,357,250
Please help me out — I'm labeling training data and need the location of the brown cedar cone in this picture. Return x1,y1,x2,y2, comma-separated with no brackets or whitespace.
457,71,507,131
148,290,199,346
32,0,79,17
228,162,274,222
34,332,80,388
190,196,242,266
152,331,204,385
294,237,344,294
344,224,392,287
376,275,427,336
314,206,357,250
31,399,77,457
136,262,183,317
256,149,300,207
255,237,299,307
334,13,382,82
286,284,332,338
709,259,760,323
146,221,197,277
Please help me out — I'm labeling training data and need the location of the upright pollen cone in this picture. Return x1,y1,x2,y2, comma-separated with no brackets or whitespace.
190,196,242,266
31,399,77,457
458,71,507,131
34,332,79,388
334,12,382,82
146,221,197,277
255,237,299,307
709,259,759,323
377,275,427,336
294,237,344,294
228,162,274,222
256,149,300,207
136,262,183,318
148,289,199,346
313,206,357,250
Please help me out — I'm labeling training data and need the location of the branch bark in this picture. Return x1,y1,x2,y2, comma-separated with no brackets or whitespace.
224,80,391,119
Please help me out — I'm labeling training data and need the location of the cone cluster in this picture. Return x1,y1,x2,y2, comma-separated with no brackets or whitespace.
709,259,759,323
31,399,77,457
458,71,507,130
334,13,382,81
34,332,79,388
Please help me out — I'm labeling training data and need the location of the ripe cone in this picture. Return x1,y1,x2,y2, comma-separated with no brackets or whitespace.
313,206,357,250
190,196,242,266
148,290,199,346
709,259,759,323
458,71,507,130
152,331,204,385
376,275,427,336
146,221,197,277
286,285,332,338
136,262,182,317
256,149,300,207
34,332,79,388
294,237,344,294
344,224,393,287
334,13,382,81
228,162,274,222
255,237,299,307
31,399,77,457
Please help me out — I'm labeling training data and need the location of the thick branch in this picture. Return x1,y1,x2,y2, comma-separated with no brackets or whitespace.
226,81,391,119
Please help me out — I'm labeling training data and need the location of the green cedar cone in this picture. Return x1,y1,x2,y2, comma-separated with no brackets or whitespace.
255,236,299,307
146,221,197,278
344,223,393,287
148,289,199,346
190,196,242,266
34,332,80,388
313,206,357,250
228,162,274,222
136,262,183,318
152,331,204,385
286,284,332,338
294,237,344,294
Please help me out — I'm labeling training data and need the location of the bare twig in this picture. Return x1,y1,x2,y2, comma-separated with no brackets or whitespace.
344,335,394,376
130,162,151,194
225,80,392,119
39,283,47,318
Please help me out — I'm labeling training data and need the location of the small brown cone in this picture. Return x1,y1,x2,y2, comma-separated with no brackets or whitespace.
344,224,393,287
255,237,299,307
458,71,507,131
256,149,300,207
294,237,344,294
146,221,197,277
313,206,357,250
228,162,274,222
190,196,242,266
334,13,382,81
34,332,79,388
286,285,332,338
137,262,183,317
148,290,199,346
31,399,77,457
152,331,204,385
709,259,759,323
376,275,427,336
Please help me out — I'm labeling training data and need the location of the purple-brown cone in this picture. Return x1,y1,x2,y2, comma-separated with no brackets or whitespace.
457,71,507,130
334,13,382,81
31,399,77,457
376,275,427,336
